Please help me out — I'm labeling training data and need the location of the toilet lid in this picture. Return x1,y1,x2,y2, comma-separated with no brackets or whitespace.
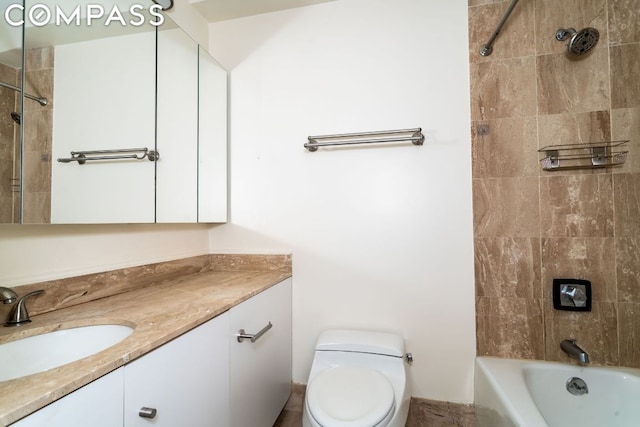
307,367,395,427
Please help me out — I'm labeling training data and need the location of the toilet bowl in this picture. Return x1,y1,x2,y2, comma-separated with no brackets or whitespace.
303,329,411,427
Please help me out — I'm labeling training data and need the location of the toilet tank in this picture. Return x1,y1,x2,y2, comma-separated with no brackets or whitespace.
315,329,405,357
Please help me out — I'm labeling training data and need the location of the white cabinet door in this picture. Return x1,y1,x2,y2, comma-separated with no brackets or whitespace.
124,313,230,427
229,279,292,427
11,368,124,427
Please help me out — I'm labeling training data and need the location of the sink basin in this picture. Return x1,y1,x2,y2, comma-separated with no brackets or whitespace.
0,324,134,382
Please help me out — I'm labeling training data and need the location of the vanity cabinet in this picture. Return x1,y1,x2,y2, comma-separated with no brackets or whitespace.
123,313,230,426
11,368,124,427
229,278,292,427
10,279,291,427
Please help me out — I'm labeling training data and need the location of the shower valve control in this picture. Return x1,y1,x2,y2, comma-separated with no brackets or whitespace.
553,279,592,312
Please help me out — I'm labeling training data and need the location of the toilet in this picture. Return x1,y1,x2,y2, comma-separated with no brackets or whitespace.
303,329,411,427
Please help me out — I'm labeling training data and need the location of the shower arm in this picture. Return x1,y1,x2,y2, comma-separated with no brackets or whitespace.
0,80,48,106
479,0,520,57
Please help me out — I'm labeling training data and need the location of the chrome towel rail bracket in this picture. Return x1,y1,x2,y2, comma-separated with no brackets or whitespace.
57,148,159,164
305,128,424,152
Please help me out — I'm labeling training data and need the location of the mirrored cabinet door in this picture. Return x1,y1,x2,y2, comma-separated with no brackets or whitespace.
156,25,199,223
6,4,227,224
20,1,158,224
198,46,227,223
50,31,156,224
0,4,23,224
156,22,228,224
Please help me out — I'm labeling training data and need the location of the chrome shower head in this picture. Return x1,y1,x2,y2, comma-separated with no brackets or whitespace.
10,112,20,125
555,27,599,56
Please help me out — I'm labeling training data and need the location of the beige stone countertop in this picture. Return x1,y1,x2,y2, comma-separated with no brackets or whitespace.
0,269,291,426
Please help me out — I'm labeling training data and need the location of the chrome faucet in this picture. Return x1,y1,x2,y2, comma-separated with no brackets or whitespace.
561,339,590,365
0,287,18,304
5,290,44,327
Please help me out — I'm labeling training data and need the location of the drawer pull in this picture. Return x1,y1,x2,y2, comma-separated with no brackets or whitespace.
236,321,272,343
139,407,157,419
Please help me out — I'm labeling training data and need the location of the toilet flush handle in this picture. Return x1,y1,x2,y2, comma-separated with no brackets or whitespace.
405,353,414,365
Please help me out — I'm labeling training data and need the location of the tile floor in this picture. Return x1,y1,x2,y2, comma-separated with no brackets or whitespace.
272,384,475,427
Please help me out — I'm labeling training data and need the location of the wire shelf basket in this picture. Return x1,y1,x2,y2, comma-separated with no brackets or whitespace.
538,141,629,171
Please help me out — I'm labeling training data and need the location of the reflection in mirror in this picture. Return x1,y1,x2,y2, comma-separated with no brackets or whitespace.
21,41,54,224
198,46,227,223
20,1,159,223
6,3,227,224
0,0,22,223
156,18,199,223
155,18,228,223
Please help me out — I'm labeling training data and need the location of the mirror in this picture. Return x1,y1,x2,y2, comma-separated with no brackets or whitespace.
198,46,227,223
0,0,23,223
155,20,228,223
156,20,199,223
28,1,159,224
3,2,227,224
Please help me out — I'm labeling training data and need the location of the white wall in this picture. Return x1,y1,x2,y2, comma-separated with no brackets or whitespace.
0,224,210,286
208,0,475,403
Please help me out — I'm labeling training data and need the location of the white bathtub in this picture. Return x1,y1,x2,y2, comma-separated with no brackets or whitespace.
474,356,640,427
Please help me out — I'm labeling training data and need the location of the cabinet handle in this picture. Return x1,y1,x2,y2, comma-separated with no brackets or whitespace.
236,321,272,343
139,407,157,419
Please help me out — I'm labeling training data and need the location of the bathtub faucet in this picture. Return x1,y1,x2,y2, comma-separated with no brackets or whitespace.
561,339,590,365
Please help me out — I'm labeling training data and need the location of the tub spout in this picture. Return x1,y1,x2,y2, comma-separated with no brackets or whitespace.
561,339,590,365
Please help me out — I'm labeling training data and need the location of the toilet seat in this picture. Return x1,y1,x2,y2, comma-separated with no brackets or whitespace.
306,366,395,427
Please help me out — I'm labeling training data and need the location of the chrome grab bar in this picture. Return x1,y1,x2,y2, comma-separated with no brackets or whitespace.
0,80,48,106
236,321,273,343
479,0,520,57
57,148,159,164
305,128,424,152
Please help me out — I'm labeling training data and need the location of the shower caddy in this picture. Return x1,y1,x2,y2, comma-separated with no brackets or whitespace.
538,141,629,171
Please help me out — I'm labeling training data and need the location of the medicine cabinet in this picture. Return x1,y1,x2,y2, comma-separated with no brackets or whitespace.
0,1,227,224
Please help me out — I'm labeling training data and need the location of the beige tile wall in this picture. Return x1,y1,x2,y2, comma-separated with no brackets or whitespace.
21,47,54,224
0,47,54,224
0,63,19,223
470,0,640,366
